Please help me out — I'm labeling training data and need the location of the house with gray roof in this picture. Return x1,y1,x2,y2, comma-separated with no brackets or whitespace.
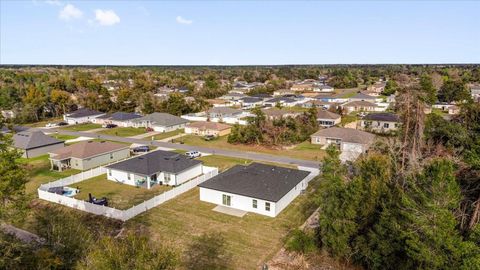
131,113,188,132
105,150,203,188
263,97,298,107
311,127,375,161
317,110,341,127
63,108,105,125
13,131,64,158
359,113,400,133
199,163,311,217
93,112,143,127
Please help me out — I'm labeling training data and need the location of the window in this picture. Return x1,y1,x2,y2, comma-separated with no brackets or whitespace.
110,153,114,159
383,123,390,128
127,173,131,180
222,194,231,206
252,199,257,209
265,202,270,211
108,169,112,176
164,173,171,182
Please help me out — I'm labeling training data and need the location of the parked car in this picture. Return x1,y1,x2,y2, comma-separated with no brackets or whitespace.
132,146,150,153
45,123,57,128
57,122,68,126
146,127,154,132
185,151,201,159
102,124,117,128
204,135,215,141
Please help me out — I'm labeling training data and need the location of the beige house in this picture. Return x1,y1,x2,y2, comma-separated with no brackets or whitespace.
341,100,378,114
367,81,387,93
185,121,232,137
49,141,130,171
290,83,313,92
316,110,341,127
359,113,400,133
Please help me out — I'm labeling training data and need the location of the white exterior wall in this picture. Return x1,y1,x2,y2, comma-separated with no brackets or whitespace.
107,169,144,186
274,180,307,216
341,142,365,153
73,148,130,170
64,114,105,125
199,188,277,217
153,123,186,132
175,164,203,185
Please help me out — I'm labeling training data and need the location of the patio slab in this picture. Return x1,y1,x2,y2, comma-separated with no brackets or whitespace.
213,205,247,217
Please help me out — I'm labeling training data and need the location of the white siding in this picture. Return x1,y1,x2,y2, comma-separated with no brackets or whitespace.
199,188,278,217
175,164,203,185
107,169,144,186
275,180,306,216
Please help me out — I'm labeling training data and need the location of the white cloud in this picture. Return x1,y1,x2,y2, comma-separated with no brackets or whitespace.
45,0,62,6
176,16,193,25
94,9,121,26
59,4,83,21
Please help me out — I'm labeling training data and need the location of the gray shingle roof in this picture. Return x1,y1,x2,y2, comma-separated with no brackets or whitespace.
109,112,143,121
363,113,400,122
105,150,201,176
350,93,377,100
316,110,341,120
198,163,310,202
132,113,188,127
13,131,63,150
66,108,104,118
311,127,375,145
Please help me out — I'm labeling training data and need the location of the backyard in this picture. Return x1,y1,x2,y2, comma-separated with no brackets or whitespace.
18,155,80,194
178,135,325,161
98,127,147,137
60,123,102,132
129,176,321,269
69,175,173,210
51,134,78,141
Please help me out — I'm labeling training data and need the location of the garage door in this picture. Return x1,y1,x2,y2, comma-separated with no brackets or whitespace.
342,142,363,153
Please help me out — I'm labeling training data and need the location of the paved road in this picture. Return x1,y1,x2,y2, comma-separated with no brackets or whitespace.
42,128,320,168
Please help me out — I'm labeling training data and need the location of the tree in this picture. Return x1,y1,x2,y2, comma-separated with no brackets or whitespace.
419,74,437,105
382,80,398,96
0,119,28,221
184,232,232,270
78,232,178,270
438,80,470,103
50,89,71,116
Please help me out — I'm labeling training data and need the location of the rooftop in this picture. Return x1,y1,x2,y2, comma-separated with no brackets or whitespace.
311,127,375,145
132,113,188,127
363,113,400,122
65,108,104,118
49,141,128,160
13,131,63,150
316,110,341,120
186,121,231,131
106,150,202,176
199,163,310,202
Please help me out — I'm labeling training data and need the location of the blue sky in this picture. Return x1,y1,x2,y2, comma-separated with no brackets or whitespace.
1,1,479,65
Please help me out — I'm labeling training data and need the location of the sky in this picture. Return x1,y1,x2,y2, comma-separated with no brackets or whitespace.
1,0,479,65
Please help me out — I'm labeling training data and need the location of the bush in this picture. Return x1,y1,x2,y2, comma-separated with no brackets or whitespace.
285,229,317,254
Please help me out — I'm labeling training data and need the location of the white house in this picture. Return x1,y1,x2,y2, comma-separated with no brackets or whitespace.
63,108,105,125
182,107,252,125
105,150,203,189
131,113,188,132
92,112,143,127
263,97,298,107
359,113,400,133
199,163,311,217
316,110,341,127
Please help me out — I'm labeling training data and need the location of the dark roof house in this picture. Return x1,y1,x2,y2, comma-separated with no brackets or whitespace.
363,113,400,122
13,131,64,158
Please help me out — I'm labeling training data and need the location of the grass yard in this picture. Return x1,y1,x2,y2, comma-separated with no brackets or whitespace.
24,117,63,128
98,127,147,137
70,175,173,210
51,134,78,141
152,129,184,141
60,123,102,132
129,176,321,269
178,135,325,161
18,155,80,194
198,155,251,172
341,113,358,126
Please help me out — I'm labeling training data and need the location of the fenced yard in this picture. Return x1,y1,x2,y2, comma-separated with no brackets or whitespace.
38,166,218,221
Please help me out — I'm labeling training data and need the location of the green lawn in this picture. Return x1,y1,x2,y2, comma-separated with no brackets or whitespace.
152,129,184,141
69,175,173,210
51,134,78,141
18,155,80,194
178,135,325,161
24,117,63,128
198,155,251,172
128,176,321,269
61,123,102,131
340,113,358,126
98,127,147,137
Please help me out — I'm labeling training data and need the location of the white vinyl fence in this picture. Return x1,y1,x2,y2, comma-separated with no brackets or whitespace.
38,166,218,221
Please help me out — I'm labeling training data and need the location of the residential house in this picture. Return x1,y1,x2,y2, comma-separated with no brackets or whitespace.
316,110,341,127
199,163,311,217
93,112,142,127
182,107,251,125
106,150,204,188
290,83,313,92
264,97,298,107
361,90,381,97
185,121,232,137
310,127,375,161
132,113,188,132
448,105,460,115
219,92,247,101
367,81,387,93
313,85,334,93
13,131,64,158
238,97,264,109
206,99,233,107
302,100,338,110
432,102,456,111
49,141,130,171
315,95,348,103
341,100,378,114
63,108,105,125
359,113,400,133
273,89,295,96
1,110,16,119
348,92,379,103
261,108,301,120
